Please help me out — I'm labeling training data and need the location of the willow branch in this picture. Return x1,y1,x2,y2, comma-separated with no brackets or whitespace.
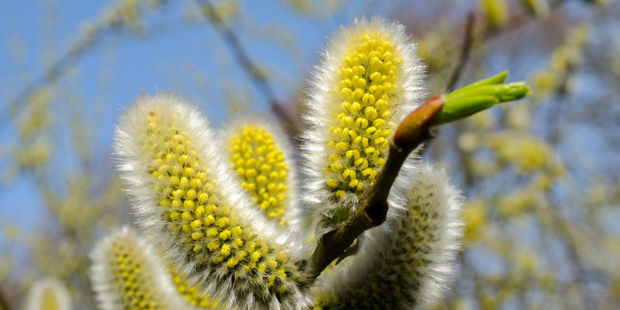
297,96,443,285
0,286,11,310
196,0,298,136
296,72,530,284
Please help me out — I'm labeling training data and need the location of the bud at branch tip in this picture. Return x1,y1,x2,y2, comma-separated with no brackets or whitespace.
393,71,531,148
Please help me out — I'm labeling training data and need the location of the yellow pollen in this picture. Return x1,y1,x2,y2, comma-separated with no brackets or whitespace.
108,239,163,309
169,267,219,308
324,31,402,200
227,124,290,226
139,108,293,301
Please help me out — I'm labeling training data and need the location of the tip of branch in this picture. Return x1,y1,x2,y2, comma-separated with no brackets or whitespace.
392,95,444,149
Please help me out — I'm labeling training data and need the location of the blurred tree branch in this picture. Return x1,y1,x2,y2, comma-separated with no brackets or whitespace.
196,0,299,137
0,286,10,310
446,12,475,91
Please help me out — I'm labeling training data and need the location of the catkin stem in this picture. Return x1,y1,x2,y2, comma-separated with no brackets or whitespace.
299,132,432,285
298,95,444,285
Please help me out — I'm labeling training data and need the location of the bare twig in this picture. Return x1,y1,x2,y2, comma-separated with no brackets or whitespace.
0,286,11,310
298,142,415,283
196,0,299,136
446,13,475,91
297,96,443,285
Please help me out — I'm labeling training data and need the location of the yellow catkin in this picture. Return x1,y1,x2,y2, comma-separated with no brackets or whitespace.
25,278,71,310
324,32,402,200
169,268,220,308
139,106,295,303
227,124,290,226
313,165,461,309
40,287,59,310
108,238,163,310
313,194,440,309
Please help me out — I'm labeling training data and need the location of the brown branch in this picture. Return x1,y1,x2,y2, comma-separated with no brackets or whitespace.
0,286,11,310
297,96,443,285
196,0,299,136
446,13,475,92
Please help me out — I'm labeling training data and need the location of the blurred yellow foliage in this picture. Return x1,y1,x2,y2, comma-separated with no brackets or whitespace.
487,131,554,173
462,200,487,243
478,0,508,29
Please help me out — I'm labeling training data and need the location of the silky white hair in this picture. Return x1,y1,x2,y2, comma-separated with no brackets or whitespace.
301,16,427,224
89,226,190,310
113,93,310,310
24,277,71,310
312,163,463,309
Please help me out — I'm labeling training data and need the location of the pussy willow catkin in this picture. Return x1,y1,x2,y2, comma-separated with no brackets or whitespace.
302,17,426,224
91,226,221,310
90,227,187,310
221,119,300,229
24,277,71,310
301,17,462,310
312,164,462,309
114,94,309,310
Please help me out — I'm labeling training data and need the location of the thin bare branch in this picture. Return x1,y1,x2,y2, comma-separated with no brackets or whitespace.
196,0,299,136
0,12,177,135
446,13,475,91
0,286,11,310
297,97,442,285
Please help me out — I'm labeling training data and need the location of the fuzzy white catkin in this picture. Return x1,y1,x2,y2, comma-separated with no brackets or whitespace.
220,117,305,234
113,93,310,310
89,226,190,310
301,16,426,230
90,226,223,310
24,277,71,310
312,163,463,309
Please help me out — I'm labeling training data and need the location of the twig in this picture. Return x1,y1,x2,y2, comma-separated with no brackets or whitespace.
297,96,443,285
196,0,299,136
446,13,475,92
0,286,11,310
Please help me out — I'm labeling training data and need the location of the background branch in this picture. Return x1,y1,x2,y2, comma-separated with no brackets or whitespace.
446,12,475,91
196,0,299,136
0,286,11,310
